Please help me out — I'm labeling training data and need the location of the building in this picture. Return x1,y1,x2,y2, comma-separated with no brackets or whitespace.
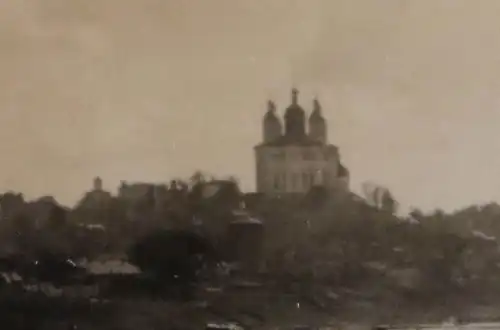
76,177,113,210
254,88,349,195
72,177,114,225
117,181,170,222
225,209,264,273
117,181,168,203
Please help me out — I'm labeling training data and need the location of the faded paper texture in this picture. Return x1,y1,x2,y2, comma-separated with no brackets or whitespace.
1,0,499,211
1,1,500,329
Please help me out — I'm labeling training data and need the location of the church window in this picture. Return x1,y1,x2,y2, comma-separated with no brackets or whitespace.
316,169,323,184
274,174,280,190
309,171,315,186
272,151,285,161
302,172,309,189
292,173,298,190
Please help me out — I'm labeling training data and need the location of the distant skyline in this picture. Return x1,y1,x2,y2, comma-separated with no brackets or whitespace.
1,0,500,211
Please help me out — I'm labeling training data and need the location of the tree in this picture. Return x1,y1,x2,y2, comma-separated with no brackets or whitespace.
409,207,424,221
380,189,398,214
0,192,25,221
190,171,207,187
417,232,468,298
304,186,329,209
46,203,68,229
20,253,87,287
227,176,239,185
361,182,398,214
127,229,217,286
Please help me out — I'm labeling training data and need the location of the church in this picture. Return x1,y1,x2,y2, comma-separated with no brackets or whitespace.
254,88,350,196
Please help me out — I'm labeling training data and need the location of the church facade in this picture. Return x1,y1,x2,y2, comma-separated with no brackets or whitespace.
254,89,349,195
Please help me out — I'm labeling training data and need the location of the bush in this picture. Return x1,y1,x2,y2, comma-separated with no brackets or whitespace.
127,229,217,286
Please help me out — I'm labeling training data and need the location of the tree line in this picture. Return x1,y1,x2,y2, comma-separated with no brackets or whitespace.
0,173,498,305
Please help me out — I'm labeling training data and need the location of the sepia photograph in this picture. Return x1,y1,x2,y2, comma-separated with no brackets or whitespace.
0,1,499,329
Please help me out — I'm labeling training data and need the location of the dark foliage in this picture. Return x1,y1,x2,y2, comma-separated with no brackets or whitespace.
127,229,217,286
20,253,87,286
46,204,67,229
303,186,329,208
0,256,23,273
0,296,115,330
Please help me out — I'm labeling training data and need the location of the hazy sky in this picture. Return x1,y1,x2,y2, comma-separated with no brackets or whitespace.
1,0,500,211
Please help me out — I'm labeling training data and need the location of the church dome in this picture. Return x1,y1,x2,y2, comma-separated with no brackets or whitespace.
284,88,306,137
264,100,279,122
308,98,327,143
262,100,282,142
309,99,325,122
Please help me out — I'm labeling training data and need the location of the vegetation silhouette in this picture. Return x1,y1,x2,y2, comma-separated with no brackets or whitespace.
127,229,217,296
0,174,499,324
21,253,87,287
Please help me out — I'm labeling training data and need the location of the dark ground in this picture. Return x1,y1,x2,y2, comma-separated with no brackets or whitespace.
1,289,497,330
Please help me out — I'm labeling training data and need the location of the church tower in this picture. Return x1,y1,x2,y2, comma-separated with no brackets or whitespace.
284,88,306,139
308,98,327,144
93,176,103,191
262,100,282,143
254,87,350,196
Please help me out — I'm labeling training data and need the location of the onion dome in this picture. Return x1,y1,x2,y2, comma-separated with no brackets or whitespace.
308,98,327,143
284,88,306,138
263,100,282,142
